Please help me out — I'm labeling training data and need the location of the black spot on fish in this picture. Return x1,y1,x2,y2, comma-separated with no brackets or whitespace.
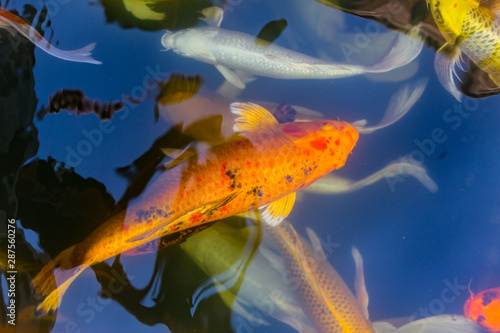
482,291,499,306
285,175,293,183
226,168,242,190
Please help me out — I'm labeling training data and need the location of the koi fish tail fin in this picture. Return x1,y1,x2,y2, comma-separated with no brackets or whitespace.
365,27,423,74
31,246,88,316
29,30,102,65
2,11,101,64
354,77,428,134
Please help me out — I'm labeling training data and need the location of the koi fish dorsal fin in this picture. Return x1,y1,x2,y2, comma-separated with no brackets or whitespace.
260,192,296,227
352,247,370,321
230,102,279,133
306,227,327,260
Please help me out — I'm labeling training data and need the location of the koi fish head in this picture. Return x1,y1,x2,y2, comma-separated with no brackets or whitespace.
161,28,217,63
464,287,500,332
426,0,479,44
280,120,359,177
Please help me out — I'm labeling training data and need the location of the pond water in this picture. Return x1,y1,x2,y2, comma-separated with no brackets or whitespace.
1,0,500,332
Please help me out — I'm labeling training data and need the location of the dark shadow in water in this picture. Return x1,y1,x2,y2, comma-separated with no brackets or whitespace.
313,0,500,98
36,89,124,121
15,97,241,331
99,0,213,31
14,118,240,330
16,158,116,257
93,215,261,333
0,5,59,332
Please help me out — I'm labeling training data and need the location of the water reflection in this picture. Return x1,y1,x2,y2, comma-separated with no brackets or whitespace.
99,0,213,30
310,0,500,98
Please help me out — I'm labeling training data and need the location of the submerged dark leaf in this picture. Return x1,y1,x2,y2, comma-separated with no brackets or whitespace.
255,18,288,48
99,0,213,31
155,74,204,122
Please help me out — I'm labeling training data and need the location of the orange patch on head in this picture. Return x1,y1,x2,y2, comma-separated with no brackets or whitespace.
310,137,328,151
464,288,500,331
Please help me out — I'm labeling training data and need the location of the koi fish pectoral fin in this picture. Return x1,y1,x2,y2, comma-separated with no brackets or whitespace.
435,42,464,101
126,224,167,244
260,192,296,227
127,193,241,244
215,64,247,89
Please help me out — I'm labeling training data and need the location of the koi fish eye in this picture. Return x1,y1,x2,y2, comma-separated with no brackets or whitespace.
434,8,444,24
321,122,334,131
432,1,445,24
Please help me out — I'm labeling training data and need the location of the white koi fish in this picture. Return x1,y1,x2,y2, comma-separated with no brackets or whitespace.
161,7,423,89
0,8,101,64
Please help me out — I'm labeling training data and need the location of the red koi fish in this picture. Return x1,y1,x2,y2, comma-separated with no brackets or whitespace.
464,286,500,332
31,102,358,316
0,8,101,64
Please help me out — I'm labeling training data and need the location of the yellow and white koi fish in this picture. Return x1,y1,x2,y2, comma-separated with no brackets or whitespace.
427,0,500,100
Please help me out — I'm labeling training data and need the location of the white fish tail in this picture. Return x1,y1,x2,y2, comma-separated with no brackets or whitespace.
2,14,101,64
355,77,428,134
27,26,101,64
434,43,463,101
365,27,423,74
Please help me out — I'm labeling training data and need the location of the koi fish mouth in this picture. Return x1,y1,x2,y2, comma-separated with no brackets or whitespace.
161,31,174,50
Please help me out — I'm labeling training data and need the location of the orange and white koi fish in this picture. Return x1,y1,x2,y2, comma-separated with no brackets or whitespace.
0,8,101,64
464,286,500,332
31,102,358,316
